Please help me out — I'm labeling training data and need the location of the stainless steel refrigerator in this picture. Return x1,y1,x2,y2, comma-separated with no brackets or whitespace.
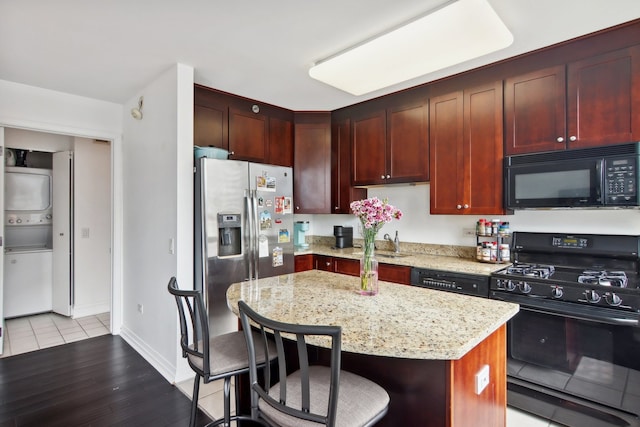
195,158,294,336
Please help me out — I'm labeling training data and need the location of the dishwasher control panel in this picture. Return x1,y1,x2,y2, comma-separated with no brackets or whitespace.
410,268,490,298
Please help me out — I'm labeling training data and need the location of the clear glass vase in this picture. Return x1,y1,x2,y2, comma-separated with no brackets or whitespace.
358,236,379,295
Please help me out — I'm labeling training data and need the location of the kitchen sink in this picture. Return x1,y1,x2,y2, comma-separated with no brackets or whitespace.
377,252,411,258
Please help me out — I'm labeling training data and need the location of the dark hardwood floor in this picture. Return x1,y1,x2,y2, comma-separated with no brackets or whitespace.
0,334,213,426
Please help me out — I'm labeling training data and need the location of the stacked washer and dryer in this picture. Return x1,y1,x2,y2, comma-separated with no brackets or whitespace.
4,153,54,318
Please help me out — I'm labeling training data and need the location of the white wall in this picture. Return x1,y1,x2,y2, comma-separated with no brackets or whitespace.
120,64,194,383
299,184,640,246
4,127,73,152
73,137,111,317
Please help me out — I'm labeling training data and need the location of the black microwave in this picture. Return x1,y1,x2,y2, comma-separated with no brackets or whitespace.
505,142,640,209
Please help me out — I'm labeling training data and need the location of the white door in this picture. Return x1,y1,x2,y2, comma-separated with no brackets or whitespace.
52,151,73,316
0,128,5,353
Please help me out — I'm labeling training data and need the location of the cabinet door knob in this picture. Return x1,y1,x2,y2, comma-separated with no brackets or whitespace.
326,261,331,266
463,204,469,209
230,151,235,155
334,206,339,210
556,137,564,143
386,174,391,179
381,175,386,179
456,204,462,210
569,135,577,142
296,206,299,210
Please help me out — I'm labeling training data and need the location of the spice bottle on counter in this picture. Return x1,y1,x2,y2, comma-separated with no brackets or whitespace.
500,243,510,262
491,219,500,235
499,221,510,236
476,219,486,235
490,242,498,261
481,243,491,262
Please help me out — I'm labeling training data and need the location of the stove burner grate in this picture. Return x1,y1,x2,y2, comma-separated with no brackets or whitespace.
578,271,628,288
506,264,555,279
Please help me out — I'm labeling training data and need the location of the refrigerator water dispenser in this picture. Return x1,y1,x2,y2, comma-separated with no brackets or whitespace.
217,213,242,256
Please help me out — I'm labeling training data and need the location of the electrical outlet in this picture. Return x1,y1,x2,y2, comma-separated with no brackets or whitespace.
137,304,143,314
462,228,476,237
474,364,490,395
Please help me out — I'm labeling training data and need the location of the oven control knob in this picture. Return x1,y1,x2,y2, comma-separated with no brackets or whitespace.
505,280,517,291
519,282,532,294
586,290,601,303
605,293,622,306
551,287,563,298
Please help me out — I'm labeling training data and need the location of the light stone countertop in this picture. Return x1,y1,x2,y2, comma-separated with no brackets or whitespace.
296,242,509,276
227,270,519,360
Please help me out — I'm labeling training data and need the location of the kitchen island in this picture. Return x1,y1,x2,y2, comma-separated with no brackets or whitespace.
227,270,519,427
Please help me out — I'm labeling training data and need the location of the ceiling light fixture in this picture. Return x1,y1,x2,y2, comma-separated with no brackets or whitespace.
308,0,513,96
131,96,144,120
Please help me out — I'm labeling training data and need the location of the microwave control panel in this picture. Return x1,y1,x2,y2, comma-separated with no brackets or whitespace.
604,156,637,204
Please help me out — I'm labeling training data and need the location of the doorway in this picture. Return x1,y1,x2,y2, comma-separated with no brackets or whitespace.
1,128,113,356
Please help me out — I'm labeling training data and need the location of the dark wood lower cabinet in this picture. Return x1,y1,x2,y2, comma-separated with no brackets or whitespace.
304,254,411,285
275,324,507,427
294,254,314,272
347,324,506,427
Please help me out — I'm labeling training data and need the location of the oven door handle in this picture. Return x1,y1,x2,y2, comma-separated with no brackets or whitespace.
491,293,639,326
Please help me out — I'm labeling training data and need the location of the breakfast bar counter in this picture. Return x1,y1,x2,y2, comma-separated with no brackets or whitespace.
227,270,519,427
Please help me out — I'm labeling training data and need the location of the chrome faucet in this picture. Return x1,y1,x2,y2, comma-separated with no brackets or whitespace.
384,231,400,253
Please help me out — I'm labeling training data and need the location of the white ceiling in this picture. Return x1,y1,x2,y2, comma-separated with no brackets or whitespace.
2,0,640,111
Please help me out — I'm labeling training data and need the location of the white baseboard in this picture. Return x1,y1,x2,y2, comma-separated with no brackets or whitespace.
119,325,175,384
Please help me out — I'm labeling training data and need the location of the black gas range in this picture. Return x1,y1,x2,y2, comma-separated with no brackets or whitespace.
490,233,640,324
489,232,640,427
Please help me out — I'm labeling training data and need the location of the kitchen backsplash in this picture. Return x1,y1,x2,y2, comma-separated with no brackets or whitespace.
308,235,476,259
297,184,640,247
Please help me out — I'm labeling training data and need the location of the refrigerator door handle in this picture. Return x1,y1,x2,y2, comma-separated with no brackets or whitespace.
245,189,254,280
251,190,260,279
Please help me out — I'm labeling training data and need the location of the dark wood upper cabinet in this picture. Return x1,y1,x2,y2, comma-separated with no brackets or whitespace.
504,66,566,155
351,100,429,186
505,46,640,155
268,116,294,167
430,91,464,214
194,89,228,150
567,46,640,149
194,85,293,165
332,117,367,213
194,104,227,149
228,106,269,162
387,101,429,183
430,82,504,215
352,110,387,185
293,113,332,214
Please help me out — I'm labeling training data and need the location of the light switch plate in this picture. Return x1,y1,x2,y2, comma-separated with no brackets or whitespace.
474,364,490,395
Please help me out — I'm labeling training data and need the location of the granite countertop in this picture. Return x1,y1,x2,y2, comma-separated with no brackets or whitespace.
296,242,508,276
227,270,519,360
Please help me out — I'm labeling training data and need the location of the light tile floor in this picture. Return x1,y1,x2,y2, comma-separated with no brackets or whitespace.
1,312,110,358
177,376,560,426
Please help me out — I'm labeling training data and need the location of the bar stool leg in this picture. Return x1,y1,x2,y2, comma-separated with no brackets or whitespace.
191,374,201,427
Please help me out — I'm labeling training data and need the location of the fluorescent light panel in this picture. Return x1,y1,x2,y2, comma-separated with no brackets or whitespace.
309,0,513,96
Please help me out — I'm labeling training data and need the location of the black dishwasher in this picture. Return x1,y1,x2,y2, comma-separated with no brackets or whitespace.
410,267,489,298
